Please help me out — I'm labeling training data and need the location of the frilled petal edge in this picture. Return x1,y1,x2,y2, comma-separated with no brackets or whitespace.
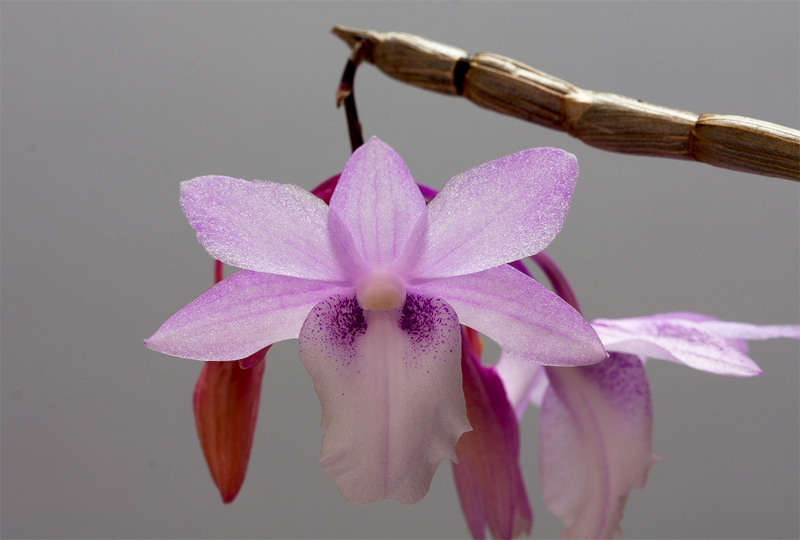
413,264,606,367
145,270,351,361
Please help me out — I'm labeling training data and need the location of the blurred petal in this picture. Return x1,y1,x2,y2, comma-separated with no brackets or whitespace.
414,264,605,367
699,320,800,341
299,294,469,504
592,316,763,376
180,175,344,280
496,353,548,418
453,328,533,540
193,347,268,503
643,311,717,323
540,354,657,540
416,148,578,278
145,270,350,361
329,137,427,267
642,312,749,353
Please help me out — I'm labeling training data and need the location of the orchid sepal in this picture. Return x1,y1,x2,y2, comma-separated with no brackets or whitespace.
193,346,269,503
452,327,533,539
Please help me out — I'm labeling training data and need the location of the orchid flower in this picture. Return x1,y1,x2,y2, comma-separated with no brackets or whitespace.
499,312,800,414
145,137,606,505
495,311,800,539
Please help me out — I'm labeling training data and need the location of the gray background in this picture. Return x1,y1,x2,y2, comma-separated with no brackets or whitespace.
2,1,798,539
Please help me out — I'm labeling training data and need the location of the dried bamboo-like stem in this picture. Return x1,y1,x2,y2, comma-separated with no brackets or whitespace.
332,25,799,182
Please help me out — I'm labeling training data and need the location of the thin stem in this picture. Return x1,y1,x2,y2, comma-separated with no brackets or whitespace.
507,253,582,314
508,259,532,277
531,252,582,315
336,38,372,153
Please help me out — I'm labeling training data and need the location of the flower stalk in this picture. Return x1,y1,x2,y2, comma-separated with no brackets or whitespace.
335,36,371,153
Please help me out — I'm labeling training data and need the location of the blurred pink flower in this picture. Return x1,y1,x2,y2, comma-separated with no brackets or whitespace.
497,311,799,539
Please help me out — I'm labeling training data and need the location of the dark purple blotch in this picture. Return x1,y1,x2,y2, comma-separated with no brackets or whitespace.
399,294,440,345
324,295,367,346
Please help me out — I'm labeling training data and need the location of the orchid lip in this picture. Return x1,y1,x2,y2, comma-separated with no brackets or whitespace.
356,268,407,311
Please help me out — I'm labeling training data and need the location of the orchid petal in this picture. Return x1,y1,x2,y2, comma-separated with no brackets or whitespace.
145,270,349,361
453,328,533,540
496,353,548,419
193,347,268,503
540,354,658,540
698,321,800,341
298,293,469,504
415,148,578,278
642,311,718,323
640,312,749,353
180,176,344,280
414,264,605,367
329,137,427,267
592,316,763,376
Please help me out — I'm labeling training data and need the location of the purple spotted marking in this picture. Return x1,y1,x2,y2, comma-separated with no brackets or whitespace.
399,294,459,368
324,295,367,346
581,352,651,420
399,295,441,345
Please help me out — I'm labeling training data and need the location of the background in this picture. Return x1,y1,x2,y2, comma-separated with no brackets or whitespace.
2,2,798,539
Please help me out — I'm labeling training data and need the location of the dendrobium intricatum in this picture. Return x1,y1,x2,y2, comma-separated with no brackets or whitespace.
145,137,606,505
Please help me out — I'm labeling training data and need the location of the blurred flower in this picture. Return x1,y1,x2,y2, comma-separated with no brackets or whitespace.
497,311,800,539
591,312,800,376
145,137,605,504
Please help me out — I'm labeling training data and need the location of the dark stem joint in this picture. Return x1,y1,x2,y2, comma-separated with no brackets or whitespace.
452,56,472,96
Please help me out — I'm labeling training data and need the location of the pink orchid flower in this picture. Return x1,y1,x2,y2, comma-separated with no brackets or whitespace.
145,136,605,504
496,312,800,539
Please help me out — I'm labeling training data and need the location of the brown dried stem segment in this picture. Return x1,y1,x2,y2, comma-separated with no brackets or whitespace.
332,25,799,182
